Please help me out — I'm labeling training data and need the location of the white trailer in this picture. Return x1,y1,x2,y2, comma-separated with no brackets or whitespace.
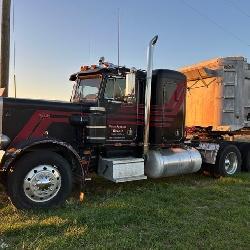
180,56,250,176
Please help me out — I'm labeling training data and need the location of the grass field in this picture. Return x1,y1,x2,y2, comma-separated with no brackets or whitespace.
0,173,250,249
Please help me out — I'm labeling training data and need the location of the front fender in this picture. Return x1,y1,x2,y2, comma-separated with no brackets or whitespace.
0,138,82,172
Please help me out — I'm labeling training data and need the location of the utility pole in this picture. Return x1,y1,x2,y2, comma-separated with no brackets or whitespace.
0,0,11,97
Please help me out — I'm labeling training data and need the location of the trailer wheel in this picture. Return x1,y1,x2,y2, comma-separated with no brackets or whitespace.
215,145,241,177
7,151,72,209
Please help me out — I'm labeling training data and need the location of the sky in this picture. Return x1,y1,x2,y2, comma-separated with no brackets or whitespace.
8,0,250,101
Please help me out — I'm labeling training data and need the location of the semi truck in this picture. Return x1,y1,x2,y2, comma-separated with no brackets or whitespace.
180,56,250,176
0,36,201,209
0,36,245,209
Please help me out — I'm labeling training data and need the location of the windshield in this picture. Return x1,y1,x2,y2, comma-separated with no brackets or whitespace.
71,76,101,102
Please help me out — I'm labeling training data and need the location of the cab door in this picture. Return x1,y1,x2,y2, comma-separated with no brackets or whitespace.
104,74,138,143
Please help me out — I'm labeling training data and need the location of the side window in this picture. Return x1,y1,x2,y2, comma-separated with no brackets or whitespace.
105,78,115,99
105,78,126,101
104,75,136,103
114,78,126,100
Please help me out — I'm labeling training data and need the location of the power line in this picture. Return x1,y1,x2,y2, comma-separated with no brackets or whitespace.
180,0,250,47
226,0,250,19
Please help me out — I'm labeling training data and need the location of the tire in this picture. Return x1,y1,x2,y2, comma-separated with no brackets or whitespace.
214,144,242,177
7,151,72,209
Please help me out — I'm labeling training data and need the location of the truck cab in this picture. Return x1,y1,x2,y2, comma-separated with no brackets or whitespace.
70,62,144,147
69,59,186,149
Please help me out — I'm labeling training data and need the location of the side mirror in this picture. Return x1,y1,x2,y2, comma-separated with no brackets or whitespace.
125,72,136,102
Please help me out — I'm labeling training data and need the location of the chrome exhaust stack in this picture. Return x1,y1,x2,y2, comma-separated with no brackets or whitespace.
143,35,158,156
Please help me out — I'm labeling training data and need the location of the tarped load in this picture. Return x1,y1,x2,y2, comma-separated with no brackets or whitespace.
179,57,250,131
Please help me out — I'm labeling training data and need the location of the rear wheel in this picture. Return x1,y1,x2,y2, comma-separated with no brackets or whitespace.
214,144,241,177
7,151,72,209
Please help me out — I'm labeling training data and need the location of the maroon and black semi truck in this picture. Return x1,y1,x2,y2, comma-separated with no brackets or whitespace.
0,36,240,209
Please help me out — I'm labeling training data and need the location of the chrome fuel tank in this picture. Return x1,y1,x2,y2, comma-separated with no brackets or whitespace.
145,147,202,178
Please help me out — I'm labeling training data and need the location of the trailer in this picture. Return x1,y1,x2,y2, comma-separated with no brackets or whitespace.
180,56,250,176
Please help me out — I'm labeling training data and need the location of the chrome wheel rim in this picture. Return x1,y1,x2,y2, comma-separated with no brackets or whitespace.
23,165,61,202
224,152,238,175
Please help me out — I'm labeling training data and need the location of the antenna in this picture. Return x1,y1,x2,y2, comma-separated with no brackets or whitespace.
117,8,120,73
88,39,91,64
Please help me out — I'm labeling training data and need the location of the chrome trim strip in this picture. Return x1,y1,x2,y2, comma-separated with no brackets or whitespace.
86,126,106,129
86,136,106,140
89,107,105,112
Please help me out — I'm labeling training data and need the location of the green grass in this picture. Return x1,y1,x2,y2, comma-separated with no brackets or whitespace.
0,173,250,249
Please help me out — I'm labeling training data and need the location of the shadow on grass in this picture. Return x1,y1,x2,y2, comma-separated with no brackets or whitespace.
1,172,250,211
85,172,207,193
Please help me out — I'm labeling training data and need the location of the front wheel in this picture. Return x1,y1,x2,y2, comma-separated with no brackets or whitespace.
7,151,72,209
214,144,241,177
